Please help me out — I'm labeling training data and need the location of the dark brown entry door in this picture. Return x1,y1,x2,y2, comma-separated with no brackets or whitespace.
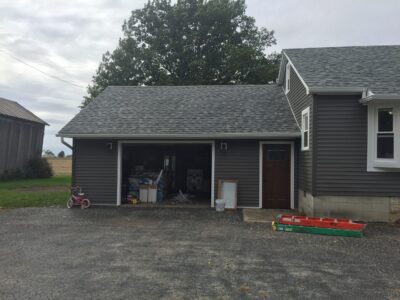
263,144,291,209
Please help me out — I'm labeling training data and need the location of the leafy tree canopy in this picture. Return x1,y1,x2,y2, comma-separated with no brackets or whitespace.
42,149,55,158
82,0,279,107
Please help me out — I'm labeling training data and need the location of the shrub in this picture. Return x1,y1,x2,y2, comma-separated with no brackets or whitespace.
0,169,24,181
24,157,53,179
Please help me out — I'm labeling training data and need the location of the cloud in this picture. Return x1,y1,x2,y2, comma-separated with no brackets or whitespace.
0,0,399,154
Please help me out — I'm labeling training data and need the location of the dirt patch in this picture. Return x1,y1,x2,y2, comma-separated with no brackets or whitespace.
13,186,69,192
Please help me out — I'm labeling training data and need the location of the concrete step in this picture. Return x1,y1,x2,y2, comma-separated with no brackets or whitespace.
243,209,299,223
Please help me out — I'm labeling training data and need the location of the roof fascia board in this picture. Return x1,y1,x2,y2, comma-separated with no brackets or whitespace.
280,51,310,94
57,132,301,139
359,94,400,104
0,113,49,126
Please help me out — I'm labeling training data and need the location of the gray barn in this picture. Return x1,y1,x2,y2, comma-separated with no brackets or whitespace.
0,97,47,176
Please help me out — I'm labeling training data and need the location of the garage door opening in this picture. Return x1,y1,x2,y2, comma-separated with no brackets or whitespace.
119,143,213,206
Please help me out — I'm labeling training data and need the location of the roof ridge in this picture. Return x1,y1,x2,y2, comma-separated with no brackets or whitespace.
283,44,400,51
107,84,277,88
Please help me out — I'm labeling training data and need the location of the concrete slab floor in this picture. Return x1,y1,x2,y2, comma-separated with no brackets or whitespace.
243,209,299,223
0,207,399,299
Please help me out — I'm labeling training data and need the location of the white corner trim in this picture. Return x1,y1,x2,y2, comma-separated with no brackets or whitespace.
282,51,310,95
116,140,215,207
117,141,122,206
259,141,295,209
211,141,216,207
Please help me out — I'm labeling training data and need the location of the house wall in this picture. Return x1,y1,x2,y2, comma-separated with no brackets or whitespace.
0,115,44,175
286,65,313,193
73,139,298,208
214,140,259,207
314,95,400,196
73,139,118,204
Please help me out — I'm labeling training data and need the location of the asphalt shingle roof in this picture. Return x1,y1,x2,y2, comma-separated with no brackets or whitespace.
0,97,47,124
59,85,299,137
284,45,400,95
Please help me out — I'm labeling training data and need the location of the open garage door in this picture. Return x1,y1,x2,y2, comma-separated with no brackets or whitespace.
117,142,214,206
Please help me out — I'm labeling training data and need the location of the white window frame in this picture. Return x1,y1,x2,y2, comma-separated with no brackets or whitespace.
367,103,400,171
285,62,290,94
301,107,310,151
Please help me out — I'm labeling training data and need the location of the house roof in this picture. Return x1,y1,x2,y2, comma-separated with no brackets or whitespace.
58,85,300,138
279,45,400,96
0,97,47,125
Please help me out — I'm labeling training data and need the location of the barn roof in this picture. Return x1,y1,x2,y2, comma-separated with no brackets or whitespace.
0,97,47,125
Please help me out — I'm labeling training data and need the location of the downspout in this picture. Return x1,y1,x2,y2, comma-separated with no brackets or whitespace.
61,137,73,150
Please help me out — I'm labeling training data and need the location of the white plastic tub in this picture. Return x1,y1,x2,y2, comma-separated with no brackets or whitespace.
148,185,157,203
215,199,225,212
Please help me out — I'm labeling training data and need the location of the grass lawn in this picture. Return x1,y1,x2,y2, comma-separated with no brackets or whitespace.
0,176,71,208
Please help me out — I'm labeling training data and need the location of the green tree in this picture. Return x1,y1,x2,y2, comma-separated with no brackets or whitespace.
82,0,278,107
42,149,55,158
57,151,65,158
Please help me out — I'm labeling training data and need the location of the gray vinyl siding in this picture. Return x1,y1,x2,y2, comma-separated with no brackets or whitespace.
73,139,118,204
72,138,298,207
286,65,313,192
0,116,44,175
214,140,259,207
314,95,400,196
214,139,299,208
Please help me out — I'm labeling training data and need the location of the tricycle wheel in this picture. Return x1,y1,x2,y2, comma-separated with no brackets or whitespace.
81,199,91,209
67,198,74,209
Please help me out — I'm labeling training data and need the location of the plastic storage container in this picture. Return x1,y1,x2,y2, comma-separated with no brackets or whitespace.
215,199,225,212
148,184,157,203
139,185,148,203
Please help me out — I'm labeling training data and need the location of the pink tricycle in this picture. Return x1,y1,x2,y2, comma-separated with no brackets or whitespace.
67,186,91,209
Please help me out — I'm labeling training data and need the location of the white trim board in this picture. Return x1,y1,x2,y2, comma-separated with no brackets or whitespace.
116,140,215,207
281,52,310,95
258,141,295,209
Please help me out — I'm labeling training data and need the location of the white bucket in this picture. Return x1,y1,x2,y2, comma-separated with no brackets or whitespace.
215,199,225,212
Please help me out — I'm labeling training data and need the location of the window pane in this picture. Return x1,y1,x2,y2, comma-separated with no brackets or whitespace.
304,115,309,130
268,150,287,161
303,131,309,148
377,133,394,159
378,108,393,132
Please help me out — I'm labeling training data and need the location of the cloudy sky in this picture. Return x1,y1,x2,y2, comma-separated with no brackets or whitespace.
0,0,399,155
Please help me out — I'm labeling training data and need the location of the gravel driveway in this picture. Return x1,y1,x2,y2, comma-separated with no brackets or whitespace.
0,207,399,299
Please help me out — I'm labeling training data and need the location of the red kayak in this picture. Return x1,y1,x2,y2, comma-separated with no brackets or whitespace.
276,215,366,231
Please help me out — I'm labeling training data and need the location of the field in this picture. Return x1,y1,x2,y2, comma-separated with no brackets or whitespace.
0,176,71,208
47,158,72,176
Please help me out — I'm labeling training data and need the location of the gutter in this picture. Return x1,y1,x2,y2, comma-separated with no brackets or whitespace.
56,132,301,139
61,137,73,150
308,87,366,95
359,94,400,104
